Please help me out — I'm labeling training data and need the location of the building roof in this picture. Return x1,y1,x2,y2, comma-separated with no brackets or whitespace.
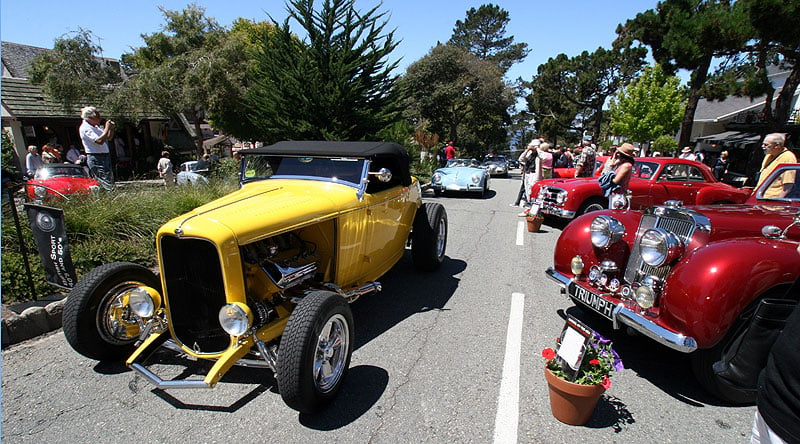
1,42,49,79
694,67,798,123
1,77,80,119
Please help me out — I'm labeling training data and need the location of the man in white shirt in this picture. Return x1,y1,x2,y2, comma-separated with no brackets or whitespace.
79,106,116,190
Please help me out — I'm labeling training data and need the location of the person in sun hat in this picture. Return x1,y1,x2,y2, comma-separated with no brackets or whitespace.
679,146,696,161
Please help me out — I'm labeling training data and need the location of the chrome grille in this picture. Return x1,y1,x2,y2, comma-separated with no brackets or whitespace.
624,208,700,284
540,186,564,204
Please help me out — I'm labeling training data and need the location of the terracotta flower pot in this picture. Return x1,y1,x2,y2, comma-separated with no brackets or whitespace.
526,216,544,232
544,366,605,425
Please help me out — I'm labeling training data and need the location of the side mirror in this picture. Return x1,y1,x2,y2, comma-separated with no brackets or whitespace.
762,225,782,239
369,168,392,183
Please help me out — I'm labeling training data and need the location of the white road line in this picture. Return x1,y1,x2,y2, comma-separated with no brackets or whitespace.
516,220,525,245
493,292,524,444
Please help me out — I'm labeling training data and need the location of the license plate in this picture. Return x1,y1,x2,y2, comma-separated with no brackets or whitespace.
568,282,615,321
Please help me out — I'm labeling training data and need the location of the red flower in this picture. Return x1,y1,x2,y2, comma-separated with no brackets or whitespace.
601,376,612,389
589,359,599,365
541,348,556,360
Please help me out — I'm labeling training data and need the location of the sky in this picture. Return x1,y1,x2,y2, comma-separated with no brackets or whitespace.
1,0,660,83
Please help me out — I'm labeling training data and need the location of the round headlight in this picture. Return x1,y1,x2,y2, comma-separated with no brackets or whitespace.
639,228,683,267
89,185,101,192
432,172,442,183
471,174,480,184
219,303,253,336
590,215,625,249
127,286,161,318
634,285,656,309
34,186,47,197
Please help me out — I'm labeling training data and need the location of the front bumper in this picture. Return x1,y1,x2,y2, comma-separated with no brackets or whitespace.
545,267,698,353
431,182,483,193
534,200,576,219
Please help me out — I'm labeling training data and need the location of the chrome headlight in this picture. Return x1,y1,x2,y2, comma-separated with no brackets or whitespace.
218,303,253,336
127,286,162,318
34,186,47,197
89,185,101,192
471,174,480,184
538,188,546,199
590,215,625,248
639,228,684,267
432,172,442,183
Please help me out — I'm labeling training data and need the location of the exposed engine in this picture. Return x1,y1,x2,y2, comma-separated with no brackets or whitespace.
242,231,320,290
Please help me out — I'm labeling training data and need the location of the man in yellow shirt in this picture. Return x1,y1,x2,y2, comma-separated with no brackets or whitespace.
756,133,797,198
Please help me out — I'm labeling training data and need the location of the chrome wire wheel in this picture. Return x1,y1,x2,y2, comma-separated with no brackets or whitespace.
314,313,350,393
435,215,447,260
98,281,143,345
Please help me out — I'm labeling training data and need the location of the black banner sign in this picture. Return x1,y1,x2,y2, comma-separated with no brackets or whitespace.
23,204,77,289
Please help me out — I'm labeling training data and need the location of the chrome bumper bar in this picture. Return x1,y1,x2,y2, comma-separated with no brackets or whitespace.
535,200,576,219
545,267,698,353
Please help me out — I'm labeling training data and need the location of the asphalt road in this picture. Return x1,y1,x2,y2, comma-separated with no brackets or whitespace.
1,169,755,443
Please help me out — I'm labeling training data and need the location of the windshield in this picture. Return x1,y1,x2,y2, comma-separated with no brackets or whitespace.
757,165,799,201
35,165,89,179
241,155,366,187
446,159,481,168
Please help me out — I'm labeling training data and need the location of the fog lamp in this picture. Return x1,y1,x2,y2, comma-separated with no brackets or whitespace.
219,303,253,337
570,256,584,275
127,286,162,318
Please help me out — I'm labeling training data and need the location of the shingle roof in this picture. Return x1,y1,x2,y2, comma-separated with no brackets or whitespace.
1,41,49,79
1,77,80,119
694,68,797,122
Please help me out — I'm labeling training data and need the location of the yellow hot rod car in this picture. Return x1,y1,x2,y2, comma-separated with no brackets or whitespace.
63,141,448,413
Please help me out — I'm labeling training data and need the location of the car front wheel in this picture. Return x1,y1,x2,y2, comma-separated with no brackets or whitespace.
277,290,354,413
63,262,160,361
411,202,448,271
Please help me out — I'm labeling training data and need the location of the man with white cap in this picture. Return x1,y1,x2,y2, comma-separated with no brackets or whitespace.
511,138,541,207
79,106,116,190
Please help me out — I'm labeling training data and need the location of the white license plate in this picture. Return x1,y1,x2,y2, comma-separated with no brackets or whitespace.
568,282,615,321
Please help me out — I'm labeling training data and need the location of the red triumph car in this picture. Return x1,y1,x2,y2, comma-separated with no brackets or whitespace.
546,163,800,404
552,155,608,178
25,163,101,201
532,157,751,219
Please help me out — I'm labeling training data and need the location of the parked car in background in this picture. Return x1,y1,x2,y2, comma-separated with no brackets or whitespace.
63,141,448,413
552,156,608,178
24,163,100,202
507,159,519,169
482,155,509,177
532,158,751,219
546,163,800,404
430,158,491,197
176,160,210,186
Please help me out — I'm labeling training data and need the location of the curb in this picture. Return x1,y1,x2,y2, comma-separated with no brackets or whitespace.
2,298,65,348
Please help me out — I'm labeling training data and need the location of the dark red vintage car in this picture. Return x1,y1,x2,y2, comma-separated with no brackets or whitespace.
546,163,800,403
532,157,751,219
25,163,100,201
551,155,607,178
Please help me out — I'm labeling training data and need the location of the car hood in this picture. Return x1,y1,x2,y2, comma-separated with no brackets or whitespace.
690,203,800,242
159,179,363,244
436,167,482,175
27,177,99,194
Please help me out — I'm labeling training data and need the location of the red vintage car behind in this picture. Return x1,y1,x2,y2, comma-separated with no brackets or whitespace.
532,157,751,219
546,163,800,404
25,163,100,201
551,155,608,178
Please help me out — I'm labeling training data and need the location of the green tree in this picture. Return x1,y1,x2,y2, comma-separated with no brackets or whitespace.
119,4,227,155
401,44,513,157
243,0,402,142
448,3,529,74
608,64,686,147
702,0,800,131
617,0,746,147
29,29,122,112
526,47,645,143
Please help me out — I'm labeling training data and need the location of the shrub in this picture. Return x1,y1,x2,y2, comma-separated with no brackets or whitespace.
651,135,678,155
1,179,236,304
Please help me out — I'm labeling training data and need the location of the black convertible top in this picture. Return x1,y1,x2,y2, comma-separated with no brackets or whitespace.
243,141,412,185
